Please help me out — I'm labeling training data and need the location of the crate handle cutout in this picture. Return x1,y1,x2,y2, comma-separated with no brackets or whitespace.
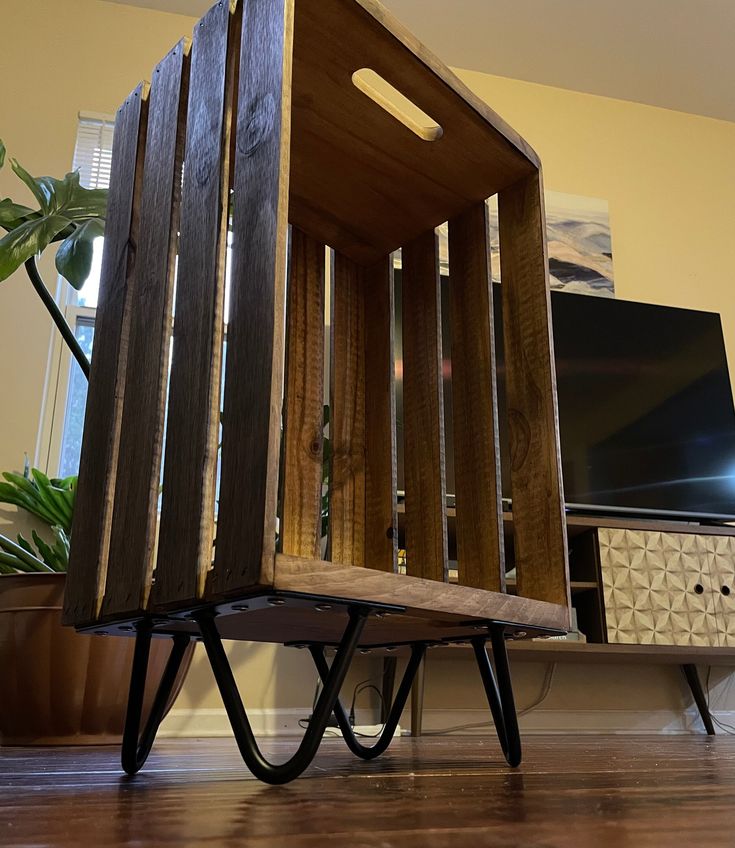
351,68,443,141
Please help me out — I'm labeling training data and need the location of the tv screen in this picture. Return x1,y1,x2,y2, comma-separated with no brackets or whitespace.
395,272,735,521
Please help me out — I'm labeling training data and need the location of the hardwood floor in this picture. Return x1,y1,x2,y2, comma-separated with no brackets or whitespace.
2,735,735,847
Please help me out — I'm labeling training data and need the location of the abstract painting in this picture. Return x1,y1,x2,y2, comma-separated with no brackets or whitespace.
433,190,614,297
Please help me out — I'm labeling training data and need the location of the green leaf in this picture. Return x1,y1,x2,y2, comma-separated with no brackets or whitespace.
37,170,80,213
0,214,69,282
10,158,49,212
0,198,35,228
32,530,61,570
54,217,104,289
0,475,57,525
62,184,108,221
0,139,5,170
0,532,51,572
16,534,35,556
30,468,71,530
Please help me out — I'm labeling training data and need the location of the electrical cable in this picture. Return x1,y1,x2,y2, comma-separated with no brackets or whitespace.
423,662,556,736
704,666,735,735
300,656,558,739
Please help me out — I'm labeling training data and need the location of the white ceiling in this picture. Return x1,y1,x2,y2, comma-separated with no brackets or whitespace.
102,0,735,122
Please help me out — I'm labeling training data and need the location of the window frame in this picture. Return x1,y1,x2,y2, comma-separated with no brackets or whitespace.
37,112,113,476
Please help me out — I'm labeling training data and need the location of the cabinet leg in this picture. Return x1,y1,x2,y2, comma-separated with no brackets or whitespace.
381,656,398,723
681,664,715,735
410,654,426,737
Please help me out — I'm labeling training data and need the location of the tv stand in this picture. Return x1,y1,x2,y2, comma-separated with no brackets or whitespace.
393,507,735,735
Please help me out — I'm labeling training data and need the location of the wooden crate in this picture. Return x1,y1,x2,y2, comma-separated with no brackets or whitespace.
63,0,570,648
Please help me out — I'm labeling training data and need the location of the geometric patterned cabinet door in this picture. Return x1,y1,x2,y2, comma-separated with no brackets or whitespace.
598,529,726,647
701,535,735,647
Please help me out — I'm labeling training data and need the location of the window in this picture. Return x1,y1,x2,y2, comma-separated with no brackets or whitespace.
45,115,113,477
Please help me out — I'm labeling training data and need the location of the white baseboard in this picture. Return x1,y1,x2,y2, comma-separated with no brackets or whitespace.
419,708,719,735
159,707,735,738
158,708,376,738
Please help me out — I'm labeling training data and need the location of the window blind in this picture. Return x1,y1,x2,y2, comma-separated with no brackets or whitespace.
71,115,115,190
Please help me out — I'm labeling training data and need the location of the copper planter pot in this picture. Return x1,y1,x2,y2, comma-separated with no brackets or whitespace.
0,573,193,745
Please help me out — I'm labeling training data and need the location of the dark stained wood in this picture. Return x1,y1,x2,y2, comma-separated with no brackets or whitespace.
289,0,537,264
8,737,735,848
103,41,191,620
211,0,294,595
274,554,568,633
448,203,505,592
330,252,366,566
281,228,325,560
498,171,570,614
363,257,398,573
63,84,149,628
401,230,448,583
155,1,240,609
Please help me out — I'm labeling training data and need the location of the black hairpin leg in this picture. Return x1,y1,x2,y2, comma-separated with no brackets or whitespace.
472,627,522,767
310,642,426,760
197,606,368,784
681,664,715,735
122,626,192,775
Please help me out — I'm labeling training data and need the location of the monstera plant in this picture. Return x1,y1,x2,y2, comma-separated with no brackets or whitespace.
0,137,101,573
0,137,106,378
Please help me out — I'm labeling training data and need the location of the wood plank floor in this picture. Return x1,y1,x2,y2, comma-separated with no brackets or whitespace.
2,735,735,847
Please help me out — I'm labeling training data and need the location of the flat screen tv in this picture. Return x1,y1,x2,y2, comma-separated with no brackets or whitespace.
395,272,735,522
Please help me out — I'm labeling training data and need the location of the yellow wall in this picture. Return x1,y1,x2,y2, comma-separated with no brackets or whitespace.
2,0,735,733
459,68,735,366
0,0,199,478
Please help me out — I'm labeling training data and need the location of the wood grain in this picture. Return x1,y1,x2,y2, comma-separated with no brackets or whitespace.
211,0,294,595
274,553,569,633
281,228,325,560
63,84,149,628
103,41,190,620
9,737,735,847
498,171,570,614
401,230,448,583
154,2,240,610
448,203,505,592
330,252,366,565
363,256,398,572
289,0,537,264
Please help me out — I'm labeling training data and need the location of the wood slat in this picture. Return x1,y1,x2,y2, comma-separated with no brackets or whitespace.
102,41,191,619
62,83,149,628
401,230,448,583
281,228,325,559
155,1,240,609
363,256,398,572
497,170,570,612
330,252,366,565
448,203,505,592
211,0,294,594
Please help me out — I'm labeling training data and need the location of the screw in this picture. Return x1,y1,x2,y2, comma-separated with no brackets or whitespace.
232,603,249,611
315,603,332,612
268,597,285,606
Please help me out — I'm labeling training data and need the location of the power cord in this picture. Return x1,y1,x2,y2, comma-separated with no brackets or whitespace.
704,666,735,736
423,662,557,736
299,674,388,737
